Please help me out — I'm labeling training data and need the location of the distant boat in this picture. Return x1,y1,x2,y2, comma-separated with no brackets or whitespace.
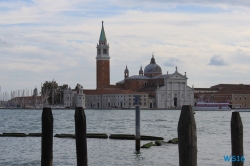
193,102,231,111
50,105,65,109
231,108,250,112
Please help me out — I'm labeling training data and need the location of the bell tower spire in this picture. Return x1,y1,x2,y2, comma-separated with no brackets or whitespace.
139,65,143,76
96,21,110,89
124,65,129,79
99,21,107,44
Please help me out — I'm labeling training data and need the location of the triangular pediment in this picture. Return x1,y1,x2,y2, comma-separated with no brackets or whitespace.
167,72,187,80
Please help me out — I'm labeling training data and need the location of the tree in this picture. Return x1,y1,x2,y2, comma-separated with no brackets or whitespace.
41,80,58,105
74,83,82,91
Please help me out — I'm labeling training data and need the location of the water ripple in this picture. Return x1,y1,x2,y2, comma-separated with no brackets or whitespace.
0,109,249,165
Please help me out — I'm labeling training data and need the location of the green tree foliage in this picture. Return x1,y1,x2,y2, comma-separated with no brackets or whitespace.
41,81,68,105
74,83,82,92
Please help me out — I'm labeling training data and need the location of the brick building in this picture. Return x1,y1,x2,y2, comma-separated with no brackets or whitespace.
7,87,47,107
9,96,43,108
64,22,148,109
64,21,194,108
194,84,250,108
116,55,194,108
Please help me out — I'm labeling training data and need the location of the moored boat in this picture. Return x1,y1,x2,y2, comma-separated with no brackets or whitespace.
193,102,231,111
231,108,250,112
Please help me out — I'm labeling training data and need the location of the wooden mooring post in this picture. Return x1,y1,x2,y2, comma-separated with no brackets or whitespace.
135,105,140,152
134,95,141,153
231,112,244,166
41,107,53,166
75,107,88,166
178,105,197,166
74,85,87,166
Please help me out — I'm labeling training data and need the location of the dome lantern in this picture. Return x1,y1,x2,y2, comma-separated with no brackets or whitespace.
144,55,162,78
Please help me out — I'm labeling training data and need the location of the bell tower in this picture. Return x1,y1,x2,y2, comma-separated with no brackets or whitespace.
96,21,110,89
124,65,129,79
139,66,143,76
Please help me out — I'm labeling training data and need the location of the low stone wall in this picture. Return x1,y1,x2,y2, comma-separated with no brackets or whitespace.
0,133,163,140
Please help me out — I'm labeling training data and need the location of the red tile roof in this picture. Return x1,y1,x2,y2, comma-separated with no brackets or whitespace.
83,89,147,95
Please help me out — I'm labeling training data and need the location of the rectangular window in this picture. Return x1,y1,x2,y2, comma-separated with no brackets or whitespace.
98,49,100,54
103,49,107,54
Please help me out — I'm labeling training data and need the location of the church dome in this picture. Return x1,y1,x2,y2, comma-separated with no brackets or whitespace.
144,55,162,77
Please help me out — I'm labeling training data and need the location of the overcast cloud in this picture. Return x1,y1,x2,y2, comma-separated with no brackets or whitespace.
1,0,250,97
164,57,182,67
209,55,227,66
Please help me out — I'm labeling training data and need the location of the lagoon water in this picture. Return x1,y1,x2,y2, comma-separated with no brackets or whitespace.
0,109,249,166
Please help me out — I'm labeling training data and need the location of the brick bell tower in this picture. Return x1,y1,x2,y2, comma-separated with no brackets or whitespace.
96,21,110,89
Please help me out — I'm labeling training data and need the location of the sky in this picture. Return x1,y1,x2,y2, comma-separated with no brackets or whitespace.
1,0,250,97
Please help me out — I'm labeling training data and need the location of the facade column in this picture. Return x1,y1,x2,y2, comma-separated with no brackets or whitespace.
166,80,168,108
100,45,103,55
171,82,173,107
184,82,186,105
179,82,181,107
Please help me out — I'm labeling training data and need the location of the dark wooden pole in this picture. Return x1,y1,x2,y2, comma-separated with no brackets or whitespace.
231,112,244,166
41,107,53,166
75,107,87,166
178,105,197,166
135,105,140,153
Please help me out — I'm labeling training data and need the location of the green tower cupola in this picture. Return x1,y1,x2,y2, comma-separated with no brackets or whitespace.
96,21,110,60
99,21,107,45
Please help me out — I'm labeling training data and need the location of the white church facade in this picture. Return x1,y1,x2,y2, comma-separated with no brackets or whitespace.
156,67,194,108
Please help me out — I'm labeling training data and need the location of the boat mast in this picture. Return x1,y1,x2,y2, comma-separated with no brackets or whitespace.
52,79,54,105
22,89,24,107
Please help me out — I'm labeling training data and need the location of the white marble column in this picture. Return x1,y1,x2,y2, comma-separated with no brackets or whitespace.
184,82,186,105
171,82,173,107
166,81,168,108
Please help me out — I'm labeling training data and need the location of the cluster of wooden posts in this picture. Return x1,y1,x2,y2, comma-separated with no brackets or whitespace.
41,105,244,166
41,107,87,166
178,105,244,166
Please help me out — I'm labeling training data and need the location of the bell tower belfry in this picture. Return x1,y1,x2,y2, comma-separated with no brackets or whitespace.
124,65,129,79
96,21,110,89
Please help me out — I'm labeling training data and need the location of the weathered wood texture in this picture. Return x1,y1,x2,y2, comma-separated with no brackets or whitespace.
231,112,244,166
135,106,140,153
41,107,53,166
75,107,88,166
178,105,197,166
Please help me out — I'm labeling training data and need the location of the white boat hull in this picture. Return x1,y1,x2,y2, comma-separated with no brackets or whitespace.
231,108,250,112
193,107,231,111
